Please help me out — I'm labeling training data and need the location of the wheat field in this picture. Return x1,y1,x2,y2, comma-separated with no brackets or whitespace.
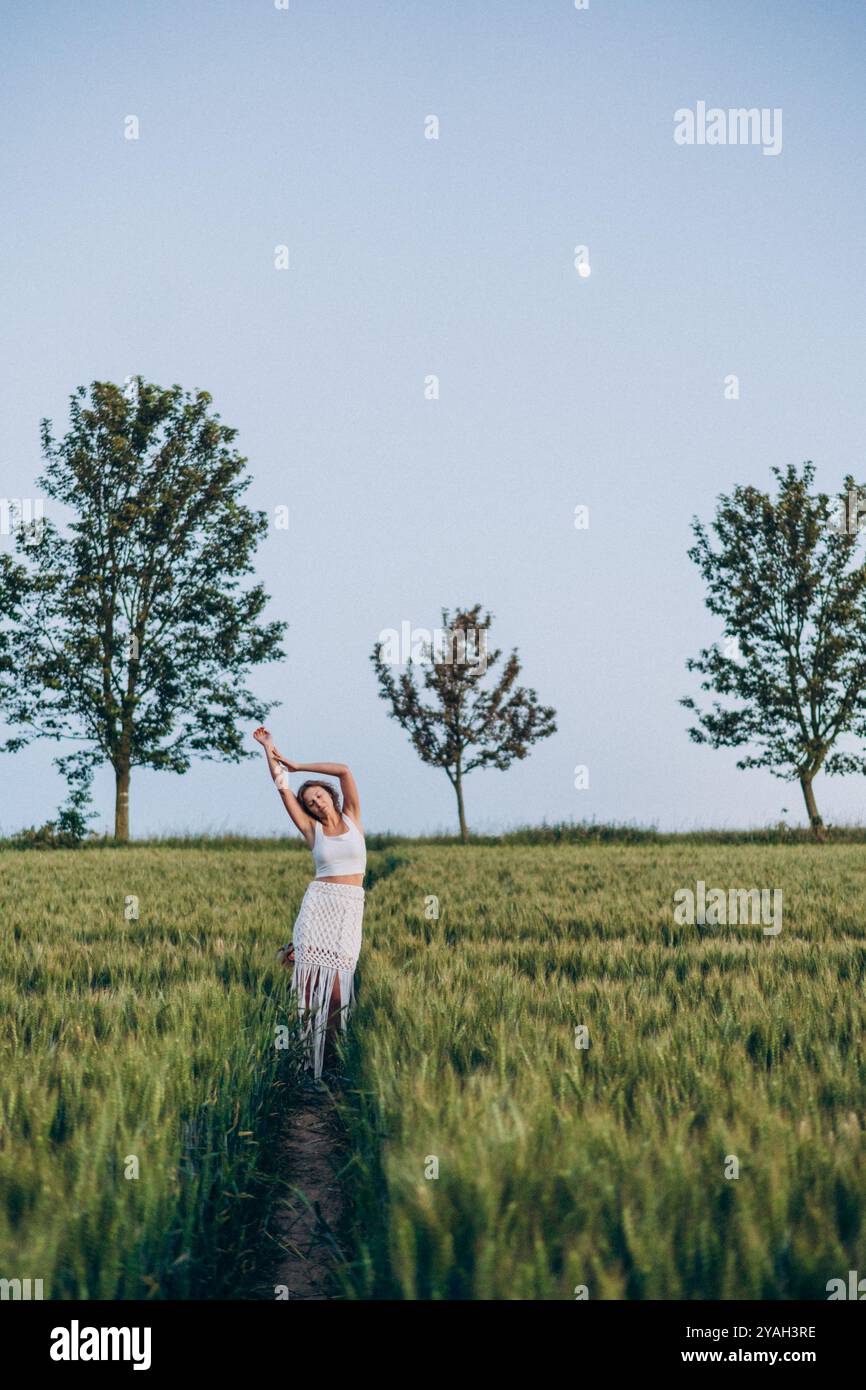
1,841,865,1299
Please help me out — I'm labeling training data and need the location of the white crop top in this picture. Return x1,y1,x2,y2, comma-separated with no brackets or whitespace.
311,811,367,879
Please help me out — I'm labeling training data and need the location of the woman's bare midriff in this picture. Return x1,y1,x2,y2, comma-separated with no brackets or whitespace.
317,874,365,886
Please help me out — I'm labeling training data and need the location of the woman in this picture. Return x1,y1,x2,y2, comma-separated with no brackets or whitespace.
253,727,366,1080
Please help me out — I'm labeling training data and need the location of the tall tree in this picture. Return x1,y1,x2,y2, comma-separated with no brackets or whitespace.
371,604,556,841
0,378,285,839
682,462,866,841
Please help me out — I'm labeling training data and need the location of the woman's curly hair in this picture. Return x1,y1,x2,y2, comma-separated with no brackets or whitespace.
297,779,341,820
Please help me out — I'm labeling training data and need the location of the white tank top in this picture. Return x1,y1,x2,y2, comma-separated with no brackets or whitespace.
312,811,367,879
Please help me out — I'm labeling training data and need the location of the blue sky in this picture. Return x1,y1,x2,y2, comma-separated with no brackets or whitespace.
2,0,866,836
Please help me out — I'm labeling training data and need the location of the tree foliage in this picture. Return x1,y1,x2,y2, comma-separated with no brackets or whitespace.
0,378,286,838
371,604,557,840
682,461,866,839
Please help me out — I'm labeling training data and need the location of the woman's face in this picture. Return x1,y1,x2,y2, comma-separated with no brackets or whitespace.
303,786,333,821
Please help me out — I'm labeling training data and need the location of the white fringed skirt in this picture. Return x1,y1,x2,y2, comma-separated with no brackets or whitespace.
284,880,364,1079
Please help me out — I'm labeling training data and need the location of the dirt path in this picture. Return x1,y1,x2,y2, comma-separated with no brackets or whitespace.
265,1085,348,1300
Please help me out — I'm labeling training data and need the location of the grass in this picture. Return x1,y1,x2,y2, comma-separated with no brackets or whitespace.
0,847,313,1298
336,843,866,1299
9,819,866,851
1,840,864,1299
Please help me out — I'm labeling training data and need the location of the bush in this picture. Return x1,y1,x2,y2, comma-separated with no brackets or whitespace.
7,820,102,850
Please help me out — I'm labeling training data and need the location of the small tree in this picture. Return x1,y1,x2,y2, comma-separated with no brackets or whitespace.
371,605,556,841
0,378,286,839
682,462,866,841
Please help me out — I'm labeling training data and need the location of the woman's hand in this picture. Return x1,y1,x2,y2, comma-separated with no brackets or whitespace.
253,726,274,749
273,751,300,772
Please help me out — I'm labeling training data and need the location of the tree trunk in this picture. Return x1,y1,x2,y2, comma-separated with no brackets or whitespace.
115,760,130,841
454,772,469,844
799,773,826,843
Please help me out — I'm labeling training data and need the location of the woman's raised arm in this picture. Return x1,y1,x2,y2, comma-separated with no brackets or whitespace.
252,727,315,844
275,757,361,823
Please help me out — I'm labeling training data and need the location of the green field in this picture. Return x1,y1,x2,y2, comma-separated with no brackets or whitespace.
2,841,865,1299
